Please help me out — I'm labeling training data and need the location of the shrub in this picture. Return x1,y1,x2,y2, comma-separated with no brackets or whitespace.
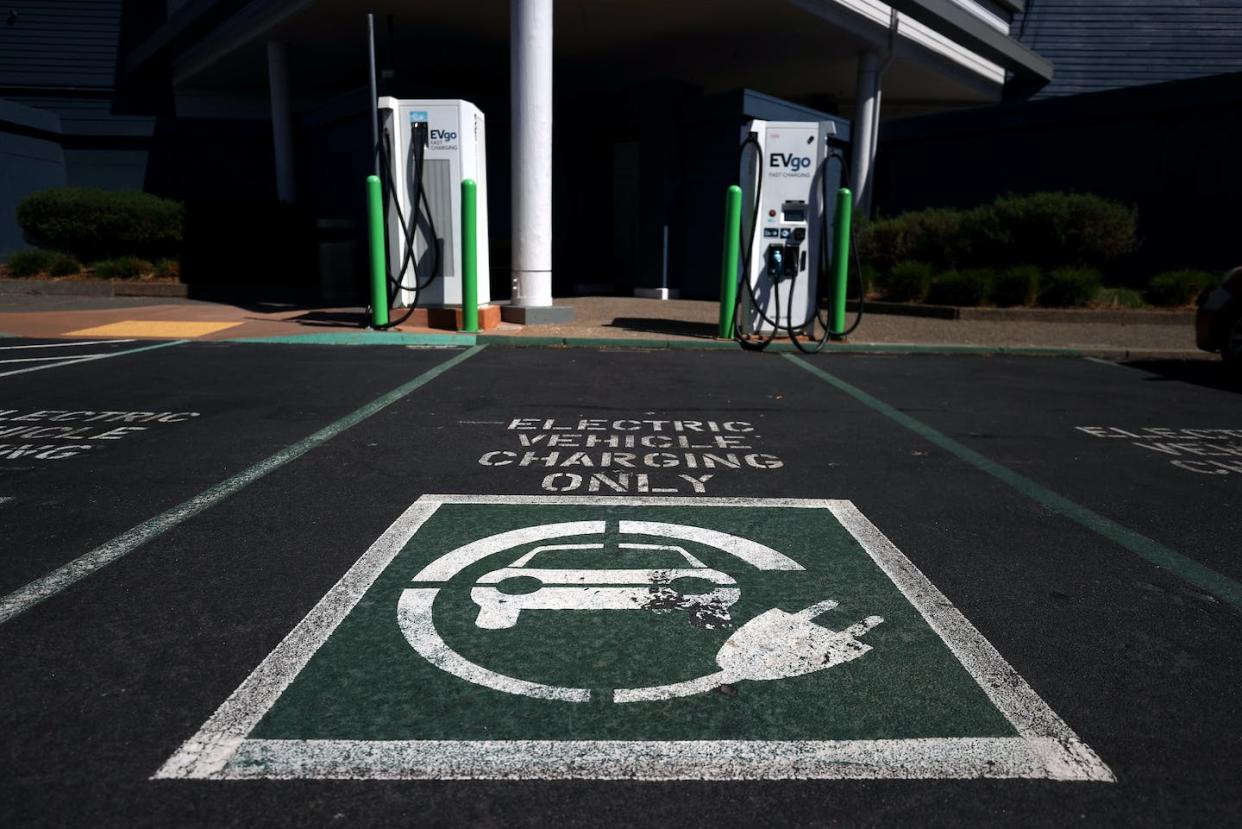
926,268,994,307
857,209,969,271
880,260,935,302
1039,267,1102,307
5,249,52,277
1144,269,1217,307
859,193,1137,276
1094,287,1145,309
855,216,906,275
991,264,1041,307
93,256,153,279
47,253,82,277
17,188,183,262
154,258,181,279
972,192,1137,269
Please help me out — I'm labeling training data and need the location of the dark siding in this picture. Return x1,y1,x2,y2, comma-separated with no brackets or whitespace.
18,96,154,135
874,71,1242,274
0,1,124,90
0,101,69,258
1015,0,1242,97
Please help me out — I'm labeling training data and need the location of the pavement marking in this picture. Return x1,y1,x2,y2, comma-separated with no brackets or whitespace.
0,345,485,626
0,340,186,380
157,495,1112,782
785,354,1242,611
0,338,137,350
0,354,122,365
65,321,243,338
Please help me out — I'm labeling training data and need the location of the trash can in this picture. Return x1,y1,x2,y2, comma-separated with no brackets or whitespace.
316,219,358,305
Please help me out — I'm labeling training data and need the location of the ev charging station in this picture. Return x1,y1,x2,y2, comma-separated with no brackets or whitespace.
378,97,490,308
738,119,848,338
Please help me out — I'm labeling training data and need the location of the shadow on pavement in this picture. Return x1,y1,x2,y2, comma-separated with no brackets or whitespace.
1121,359,1241,393
286,310,370,328
604,316,717,339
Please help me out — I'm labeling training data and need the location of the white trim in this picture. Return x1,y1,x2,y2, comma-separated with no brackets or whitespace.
156,495,1113,782
789,0,1006,85
949,0,1010,34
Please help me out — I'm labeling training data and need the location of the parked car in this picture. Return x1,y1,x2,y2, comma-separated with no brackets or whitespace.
1196,267,1242,368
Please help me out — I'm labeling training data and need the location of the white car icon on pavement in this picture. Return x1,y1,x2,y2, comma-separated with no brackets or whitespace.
471,542,740,630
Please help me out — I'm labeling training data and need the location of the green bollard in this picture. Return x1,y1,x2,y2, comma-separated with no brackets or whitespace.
718,185,743,339
461,179,479,333
830,187,853,337
366,175,388,328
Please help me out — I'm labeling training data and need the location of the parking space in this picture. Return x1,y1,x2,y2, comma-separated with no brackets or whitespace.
1,343,1239,825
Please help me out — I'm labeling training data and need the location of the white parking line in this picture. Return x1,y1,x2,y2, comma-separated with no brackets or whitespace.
0,354,114,365
0,339,137,350
0,346,484,625
0,340,185,379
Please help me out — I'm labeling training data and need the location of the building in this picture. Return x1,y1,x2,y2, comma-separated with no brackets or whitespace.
1,1,1048,306
874,0,1242,274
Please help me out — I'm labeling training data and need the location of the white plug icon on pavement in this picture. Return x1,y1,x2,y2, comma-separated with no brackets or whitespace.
614,599,884,702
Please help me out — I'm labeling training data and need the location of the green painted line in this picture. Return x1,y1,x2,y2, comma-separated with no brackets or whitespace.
562,337,673,349
666,339,737,350
228,332,477,347
769,342,1082,357
478,335,565,347
0,345,486,626
784,354,1242,611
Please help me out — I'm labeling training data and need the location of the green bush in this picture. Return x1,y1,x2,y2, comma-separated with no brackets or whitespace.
1039,267,1102,307
93,256,154,279
854,216,905,275
154,258,181,279
880,260,935,302
971,192,1136,268
17,188,183,262
858,192,1137,276
991,264,1041,307
857,209,969,271
1095,287,1145,309
1144,269,1217,307
5,249,52,277
47,253,82,277
926,268,994,307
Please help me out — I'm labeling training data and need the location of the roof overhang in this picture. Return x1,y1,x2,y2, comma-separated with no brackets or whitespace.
124,0,1050,109
888,0,1050,83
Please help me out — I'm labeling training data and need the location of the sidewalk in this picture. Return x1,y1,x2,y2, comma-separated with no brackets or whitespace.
0,292,1206,360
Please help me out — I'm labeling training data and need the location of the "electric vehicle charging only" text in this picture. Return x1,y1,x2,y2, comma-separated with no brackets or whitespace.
476,417,787,494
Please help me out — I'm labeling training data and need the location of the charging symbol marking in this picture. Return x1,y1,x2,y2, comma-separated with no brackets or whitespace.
398,521,883,703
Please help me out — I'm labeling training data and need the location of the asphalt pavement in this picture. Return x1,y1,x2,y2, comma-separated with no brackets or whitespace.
0,339,1238,826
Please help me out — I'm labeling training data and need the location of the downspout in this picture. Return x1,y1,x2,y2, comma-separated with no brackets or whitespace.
864,8,899,215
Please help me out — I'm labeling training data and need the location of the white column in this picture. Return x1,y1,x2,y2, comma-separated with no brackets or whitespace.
266,41,295,203
850,50,882,215
510,0,553,307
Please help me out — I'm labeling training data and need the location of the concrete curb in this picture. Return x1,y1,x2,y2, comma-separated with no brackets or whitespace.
0,278,188,298
219,331,1215,360
855,300,1194,326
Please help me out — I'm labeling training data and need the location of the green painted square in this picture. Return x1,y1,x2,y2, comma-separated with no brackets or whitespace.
252,503,1015,741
